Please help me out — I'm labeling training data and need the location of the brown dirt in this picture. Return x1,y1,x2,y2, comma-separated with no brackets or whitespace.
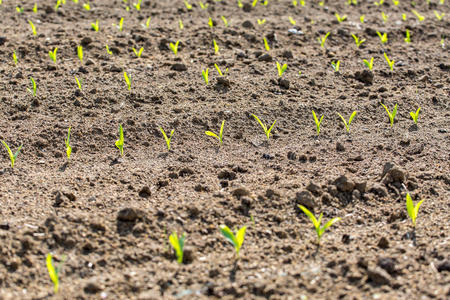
0,0,449,299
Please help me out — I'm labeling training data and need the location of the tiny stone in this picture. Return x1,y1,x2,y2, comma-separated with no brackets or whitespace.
377,236,389,249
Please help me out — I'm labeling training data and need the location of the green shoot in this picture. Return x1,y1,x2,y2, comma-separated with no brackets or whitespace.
169,41,179,56
119,17,124,31
28,20,37,36
392,0,399,5
360,15,365,23
405,29,411,43
252,0,258,6
252,114,276,141
312,110,324,136
132,47,144,58
289,16,296,25
292,0,298,6
160,127,175,151
46,254,66,294
377,31,388,44
205,120,225,145
65,127,72,160
220,225,247,259
237,0,244,8
381,12,388,23
213,39,219,54
383,52,395,71
411,9,425,21
1,140,23,168
115,124,124,156
145,17,151,28
263,37,270,51
74,76,82,91
363,57,374,70
335,13,347,23
33,3,38,13
133,0,142,10
169,232,186,264
258,19,266,25
16,6,24,13
402,13,407,21
374,0,384,6
276,62,287,77
298,71,302,76
91,20,99,32
184,0,192,10
298,205,341,244
380,103,398,127
352,34,365,48
54,0,62,11
179,19,184,30
409,107,420,124
13,51,18,65
123,72,131,91
221,16,228,27
77,46,83,63
83,2,91,10
406,193,424,228
441,36,445,48
208,17,213,28
27,77,37,97
105,45,113,55
318,32,330,48
331,60,340,72
337,111,357,133
214,64,228,76
202,68,209,85
199,1,209,9
434,11,444,21
49,48,58,64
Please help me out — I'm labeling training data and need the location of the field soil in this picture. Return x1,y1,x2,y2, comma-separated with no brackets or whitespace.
0,0,449,299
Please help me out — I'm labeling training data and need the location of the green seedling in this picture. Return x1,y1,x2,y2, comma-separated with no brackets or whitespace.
300,0,305,5
115,124,124,155
145,17,151,28
124,72,131,91
170,41,179,56
405,29,411,43
352,34,366,48
179,19,184,30
28,20,37,36
237,0,243,8
392,0,399,5
374,0,384,6
252,114,276,141
276,62,287,77
318,32,330,48
133,0,142,10
252,0,258,6
377,31,388,44
91,20,99,32
13,51,18,65
363,57,374,70
202,68,209,85
77,46,83,63
263,37,270,51
1,140,22,168
83,2,90,10
74,76,82,90
169,232,186,264
292,0,298,6
33,3,38,13
213,39,219,54
441,36,445,48
406,193,424,228
312,110,324,135
289,16,296,25
360,15,365,23
205,120,225,145
132,47,144,58
184,0,192,10
331,60,340,72
380,102,398,127
348,0,358,4
220,225,247,259
409,107,420,124
118,17,124,31
16,6,24,13
199,1,209,9
434,11,444,21
383,52,395,71
411,9,425,21
208,17,213,28
381,12,388,23
46,254,66,294
27,77,37,97
214,64,228,76
335,13,347,23
298,205,341,244
258,19,266,25
105,45,113,55
54,0,62,11
160,127,175,151
49,48,58,64
221,16,228,27
65,127,72,160
402,13,407,21
337,111,357,133
319,0,324,6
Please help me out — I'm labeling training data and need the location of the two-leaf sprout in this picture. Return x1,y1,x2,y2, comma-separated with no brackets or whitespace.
1,140,23,168
169,41,179,56
46,253,66,294
410,107,421,124
65,127,72,160
205,120,225,145
312,110,324,135
252,114,276,141
202,68,209,85
337,111,357,133
220,225,247,259
276,62,287,77
351,34,365,48
298,205,340,244
318,32,330,48
383,53,395,71
159,127,174,151
27,77,37,97
406,193,424,228
363,57,374,71
169,232,186,264
124,72,131,91
115,124,124,156
380,103,398,127
132,47,144,58
49,48,58,64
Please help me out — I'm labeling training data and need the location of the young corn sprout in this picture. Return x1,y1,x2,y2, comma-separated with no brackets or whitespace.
118,17,124,31
411,9,425,21
208,17,214,28
13,51,18,65
335,13,347,23
28,20,37,36
257,19,266,25
133,0,142,10
160,127,175,151
16,6,24,13
409,107,421,124
392,0,399,5
199,1,208,9
49,48,58,63
383,52,395,71
123,72,131,91
205,120,225,145
202,68,209,85
83,2,91,10
374,0,384,6
237,0,243,8
46,254,66,294
213,39,219,54
33,3,38,13
263,37,270,51
381,12,388,23
406,193,424,228
377,31,388,44
105,45,113,55
115,124,124,156
132,47,144,58
74,76,82,90
65,127,72,160
312,110,324,136
27,77,37,97
298,205,341,244
145,17,151,28
404,29,411,43
331,60,340,72
54,0,62,11
360,15,365,23
337,111,357,133
1,141,23,168
434,11,444,21
252,114,276,141
184,0,192,10
214,64,228,76
77,46,83,63
169,232,186,264
380,103,398,127
221,16,228,27
318,32,330,48
91,20,99,32
169,41,179,56
352,34,365,48
289,16,296,25
220,225,247,259
276,62,287,77
402,13,407,21
252,0,258,6
363,57,374,70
